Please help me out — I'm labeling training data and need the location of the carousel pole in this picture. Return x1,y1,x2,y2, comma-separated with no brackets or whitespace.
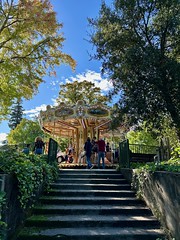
75,128,79,163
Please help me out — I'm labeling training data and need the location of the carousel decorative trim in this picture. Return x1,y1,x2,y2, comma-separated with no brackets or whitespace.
39,100,111,123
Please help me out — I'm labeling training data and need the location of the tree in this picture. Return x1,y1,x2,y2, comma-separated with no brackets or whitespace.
127,128,158,146
7,118,44,145
152,116,179,148
57,80,108,105
8,98,24,130
88,0,180,138
0,0,76,119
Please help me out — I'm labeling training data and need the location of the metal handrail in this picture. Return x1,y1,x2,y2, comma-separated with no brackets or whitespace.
129,144,159,154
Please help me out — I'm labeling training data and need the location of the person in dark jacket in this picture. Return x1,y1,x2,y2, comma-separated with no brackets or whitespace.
33,136,45,155
84,137,93,169
91,136,98,164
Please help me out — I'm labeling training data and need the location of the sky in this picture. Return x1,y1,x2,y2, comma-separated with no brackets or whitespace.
0,0,114,141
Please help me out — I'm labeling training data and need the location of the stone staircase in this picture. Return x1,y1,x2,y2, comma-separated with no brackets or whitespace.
15,169,166,240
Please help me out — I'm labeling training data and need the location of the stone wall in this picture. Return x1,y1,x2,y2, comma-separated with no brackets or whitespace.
0,173,43,240
121,169,180,239
1,174,24,239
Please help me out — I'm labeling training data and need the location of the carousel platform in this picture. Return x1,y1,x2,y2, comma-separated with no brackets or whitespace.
58,158,118,169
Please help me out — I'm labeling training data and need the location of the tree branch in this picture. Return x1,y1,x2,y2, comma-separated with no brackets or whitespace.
0,0,15,33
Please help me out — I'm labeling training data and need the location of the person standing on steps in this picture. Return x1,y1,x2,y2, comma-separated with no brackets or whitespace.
97,137,106,169
84,137,93,169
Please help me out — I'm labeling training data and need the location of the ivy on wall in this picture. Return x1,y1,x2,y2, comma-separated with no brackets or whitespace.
0,151,59,209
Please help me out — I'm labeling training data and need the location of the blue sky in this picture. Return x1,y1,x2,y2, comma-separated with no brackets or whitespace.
0,0,114,141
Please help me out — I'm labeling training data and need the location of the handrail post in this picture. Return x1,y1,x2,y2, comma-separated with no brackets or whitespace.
48,138,58,164
119,139,130,168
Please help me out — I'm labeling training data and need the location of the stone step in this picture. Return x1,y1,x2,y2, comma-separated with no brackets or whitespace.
39,196,145,206
59,169,118,175
50,183,131,190
58,173,124,179
15,169,166,240
16,226,165,240
33,204,153,216
54,178,128,184
46,189,135,197
25,214,161,228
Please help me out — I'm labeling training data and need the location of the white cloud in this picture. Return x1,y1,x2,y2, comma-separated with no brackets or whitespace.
24,104,47,119
48,79,61,91
65,70,112,92
50,80,57,86
49,69,113,93
51,98,59,106
0,133,8,141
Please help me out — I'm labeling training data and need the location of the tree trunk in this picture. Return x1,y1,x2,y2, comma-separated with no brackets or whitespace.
163,94,180,141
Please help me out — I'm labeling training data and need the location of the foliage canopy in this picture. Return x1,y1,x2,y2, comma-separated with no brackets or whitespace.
7,118,44,145
127,129,158,146
0,0,76,119
57,80,108,105
89,0,180,138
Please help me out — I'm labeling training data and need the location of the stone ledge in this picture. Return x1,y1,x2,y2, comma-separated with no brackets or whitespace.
120,168,180,239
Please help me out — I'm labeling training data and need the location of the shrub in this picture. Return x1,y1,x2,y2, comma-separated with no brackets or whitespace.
0,150,59,209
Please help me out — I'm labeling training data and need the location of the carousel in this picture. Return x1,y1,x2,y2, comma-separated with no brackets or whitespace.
38,100,112,162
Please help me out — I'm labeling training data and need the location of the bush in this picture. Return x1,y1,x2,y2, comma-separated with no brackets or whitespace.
129,158,180,173
0,191,7,240
0,150,59,209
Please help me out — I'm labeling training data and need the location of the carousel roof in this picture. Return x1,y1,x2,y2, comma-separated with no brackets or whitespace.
39,100,112,138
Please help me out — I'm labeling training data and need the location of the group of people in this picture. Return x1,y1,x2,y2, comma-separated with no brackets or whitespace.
22,136,112,170
22,136,45,155
57,145,75,164
84,136,109,169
